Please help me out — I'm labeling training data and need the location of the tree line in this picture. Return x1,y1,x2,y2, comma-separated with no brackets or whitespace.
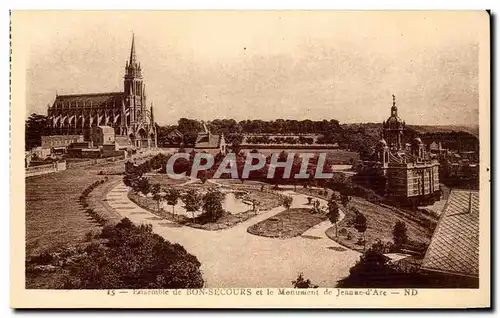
156,117,383,154
26,112,381,155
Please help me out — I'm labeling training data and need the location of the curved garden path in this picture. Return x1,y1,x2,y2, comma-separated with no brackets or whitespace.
105,180,360,288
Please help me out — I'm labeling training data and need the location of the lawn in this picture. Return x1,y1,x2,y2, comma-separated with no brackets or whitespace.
145,174,189,186
24,158,136,257
25,169,107,257
25,165,126,289
292,180,438,253
247,208,327,239
325,196,437,252
25,157,162,289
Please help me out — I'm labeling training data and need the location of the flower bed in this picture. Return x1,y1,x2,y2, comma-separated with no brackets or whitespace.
128,185,284,231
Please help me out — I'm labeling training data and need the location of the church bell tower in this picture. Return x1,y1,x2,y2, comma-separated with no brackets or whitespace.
121,34,155,148
124,34,146,126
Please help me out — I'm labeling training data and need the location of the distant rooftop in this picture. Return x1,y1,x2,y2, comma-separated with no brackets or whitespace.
194,133,222,149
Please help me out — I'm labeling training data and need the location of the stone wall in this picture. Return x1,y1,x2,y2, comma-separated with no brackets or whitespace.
41,135,84,148
66,155,126,169
25,161,67,177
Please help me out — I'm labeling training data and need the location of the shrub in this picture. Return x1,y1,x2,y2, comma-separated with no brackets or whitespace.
283,196,293,210
340,194,350,207
401,240,428,255
420,218,437,233
393,221,409,247
30,251,54,265
64,218,204,289
292,272,318,288
370,239,394,254
84,231,94,242
337,250,396,288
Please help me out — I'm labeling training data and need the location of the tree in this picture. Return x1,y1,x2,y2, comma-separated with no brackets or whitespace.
151,183,161,194
151,183,162,212
202,189,225,222
354,212,368,250
330,192,339,202
182,132,198,147
198,170,209,184
340,194,350,207
136,177,151,195
327,198,340,237
283,196,293,210
183,189,202,221
229,133,244,154
313,199,321,213
337,249,395,288
251,199,259,215
393,221,409,248
149,153,170,171
123,173,140,188
25,113,48,151
165,188,180,219
177,118,202,134
329,173,346,191
177,118,202,147
292,272,318,288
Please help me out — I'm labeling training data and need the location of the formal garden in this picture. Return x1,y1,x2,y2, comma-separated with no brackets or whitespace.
123,157,287,230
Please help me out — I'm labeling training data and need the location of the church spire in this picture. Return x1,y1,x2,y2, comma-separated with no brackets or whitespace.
125,33,142,80
129,33,137,66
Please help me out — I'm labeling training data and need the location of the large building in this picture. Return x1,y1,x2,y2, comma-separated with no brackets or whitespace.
46,35,157,148
369,95,441,206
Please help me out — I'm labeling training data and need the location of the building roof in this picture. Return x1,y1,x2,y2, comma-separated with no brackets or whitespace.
194,133,222,149
167,129,183,138
388,151,418,164
387,149,435,165
421,190,479,278
386,113,403,125
53,92,124,107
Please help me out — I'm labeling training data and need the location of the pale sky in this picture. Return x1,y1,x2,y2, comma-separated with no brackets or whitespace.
23,11,484,126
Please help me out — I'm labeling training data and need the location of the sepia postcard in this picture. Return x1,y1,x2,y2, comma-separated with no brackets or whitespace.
10,10,490,309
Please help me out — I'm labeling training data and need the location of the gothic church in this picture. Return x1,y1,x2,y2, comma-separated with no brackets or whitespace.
46,35,157,148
